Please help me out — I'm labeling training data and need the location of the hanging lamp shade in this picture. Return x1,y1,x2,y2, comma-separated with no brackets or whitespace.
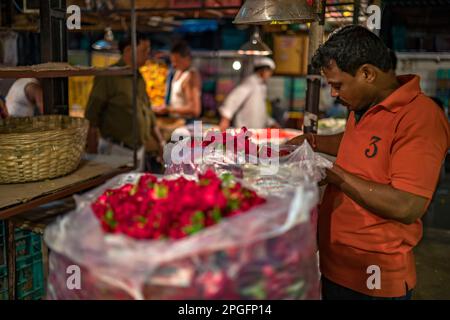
233,0,318,25
238,28,272,56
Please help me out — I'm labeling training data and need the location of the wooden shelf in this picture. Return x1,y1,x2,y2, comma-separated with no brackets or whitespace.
0,66,133,78
0,157,134,220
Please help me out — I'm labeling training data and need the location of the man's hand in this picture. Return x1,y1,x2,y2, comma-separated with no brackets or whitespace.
153,104,169,116
285,133,317,149
219,117,231,132
269,122,281,129
286,132,344,156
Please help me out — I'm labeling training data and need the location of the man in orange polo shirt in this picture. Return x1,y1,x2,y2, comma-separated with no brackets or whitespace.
288,25,450,300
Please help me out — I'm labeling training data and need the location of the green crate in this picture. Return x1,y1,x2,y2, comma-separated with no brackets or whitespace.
0,265,8,300
0,222,45,300
15,230,41,260
16,253,44,300
0,221,5,267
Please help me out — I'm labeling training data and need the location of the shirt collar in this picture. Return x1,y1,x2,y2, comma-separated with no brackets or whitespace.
249,73,265,85
377,74,422,113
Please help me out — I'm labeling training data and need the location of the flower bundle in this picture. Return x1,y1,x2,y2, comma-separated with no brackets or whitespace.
91,170,265,240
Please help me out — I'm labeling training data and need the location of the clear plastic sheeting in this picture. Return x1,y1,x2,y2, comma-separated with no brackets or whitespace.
165,139,333,198
44,173,321,300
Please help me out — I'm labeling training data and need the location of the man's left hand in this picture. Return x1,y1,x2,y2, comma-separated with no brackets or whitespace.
321,164,346,187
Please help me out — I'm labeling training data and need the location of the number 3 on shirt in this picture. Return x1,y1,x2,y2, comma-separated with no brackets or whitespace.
365,136,381,158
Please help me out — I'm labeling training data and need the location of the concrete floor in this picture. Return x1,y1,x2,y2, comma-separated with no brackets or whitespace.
414,228,450,300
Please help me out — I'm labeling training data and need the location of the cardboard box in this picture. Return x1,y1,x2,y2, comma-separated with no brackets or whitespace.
274,34,308,76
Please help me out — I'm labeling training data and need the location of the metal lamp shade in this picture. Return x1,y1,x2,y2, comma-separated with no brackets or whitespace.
238,30,272,56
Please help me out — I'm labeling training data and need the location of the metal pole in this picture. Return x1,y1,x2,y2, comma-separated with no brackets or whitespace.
131,0,138,169
303,0,325,134
353,0,361,25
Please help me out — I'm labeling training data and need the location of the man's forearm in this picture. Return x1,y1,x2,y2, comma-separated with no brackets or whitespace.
219,117,231,132
169,104,199,117
315,132,344,156
327,165,429,224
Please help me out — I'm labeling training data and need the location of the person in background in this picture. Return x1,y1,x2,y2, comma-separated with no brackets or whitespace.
85,33,165,173
287,25,449,300
0,96,8,119
219,57,278,131
155,41,202,123
5,78,43,117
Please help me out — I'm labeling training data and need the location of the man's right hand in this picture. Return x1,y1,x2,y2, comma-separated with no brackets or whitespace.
286,132,344,157
153,104,169,116
285,133,317,149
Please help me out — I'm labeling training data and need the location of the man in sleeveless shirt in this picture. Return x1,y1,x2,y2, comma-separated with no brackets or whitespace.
155,41,201,124
5,78,43,117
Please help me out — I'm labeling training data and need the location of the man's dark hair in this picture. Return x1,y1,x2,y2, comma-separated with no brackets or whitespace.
118,33,148,53
254,66,272,73
312,25,393,76
170,40,191,58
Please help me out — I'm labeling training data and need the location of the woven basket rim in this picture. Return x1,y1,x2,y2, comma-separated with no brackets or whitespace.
0,115,89,137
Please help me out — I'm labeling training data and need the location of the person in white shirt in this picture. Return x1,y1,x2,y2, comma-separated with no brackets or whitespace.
219,57,278,131
6,78,43,117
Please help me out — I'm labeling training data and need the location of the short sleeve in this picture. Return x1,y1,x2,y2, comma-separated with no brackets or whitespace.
390,103,450,199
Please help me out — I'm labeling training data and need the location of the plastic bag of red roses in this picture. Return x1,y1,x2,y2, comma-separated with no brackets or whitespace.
164,127,331,182
44,171,321,300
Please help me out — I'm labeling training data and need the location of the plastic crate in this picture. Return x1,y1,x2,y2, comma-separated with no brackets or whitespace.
0,265,7,300
0,221,5,267
16,252,44,300
0,222,45,300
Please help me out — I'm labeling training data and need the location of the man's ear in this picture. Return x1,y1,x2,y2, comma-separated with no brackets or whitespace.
358,64,377,83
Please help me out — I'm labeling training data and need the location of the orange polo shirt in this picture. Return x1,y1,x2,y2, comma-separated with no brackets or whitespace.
318,75,450,297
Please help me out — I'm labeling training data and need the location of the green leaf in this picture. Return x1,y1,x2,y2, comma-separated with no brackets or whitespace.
137,216,147,224
105,209,114,221
154,184,168,199
199,179,210,186
241,281,266,299
227,198,240,211
220,173,234,187
129,185,138,196
212,207,222,223
286,280,305,298
104,210,117,228
192,210,205,224
183,224,203,235
183,211,206,235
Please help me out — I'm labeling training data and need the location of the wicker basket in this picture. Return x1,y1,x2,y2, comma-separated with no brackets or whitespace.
0,115,89,184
